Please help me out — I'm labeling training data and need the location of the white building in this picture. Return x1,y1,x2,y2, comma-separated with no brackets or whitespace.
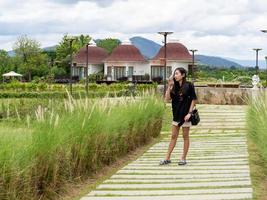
104,42,149,81
72,43,109,79
73,40,193,81
150,40,192,80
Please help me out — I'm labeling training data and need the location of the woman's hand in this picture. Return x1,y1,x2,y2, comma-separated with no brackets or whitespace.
184,113,191,122
168,76,174,89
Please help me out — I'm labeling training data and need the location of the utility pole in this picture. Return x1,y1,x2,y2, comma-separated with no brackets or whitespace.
158,31,173,95
66,36,76,95
189,49,198,83
85,43,90,95
253,48,262,74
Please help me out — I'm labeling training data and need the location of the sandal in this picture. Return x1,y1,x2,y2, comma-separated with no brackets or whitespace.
159,159,171,165
178,160,187,165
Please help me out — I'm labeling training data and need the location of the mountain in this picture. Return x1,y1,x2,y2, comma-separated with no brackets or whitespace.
7,45,57,57
130,36,161,59
129,36,244,68
43,45,57,52
224,57,266,69
7,50,15,57
8,36,262,69
196,55,243,68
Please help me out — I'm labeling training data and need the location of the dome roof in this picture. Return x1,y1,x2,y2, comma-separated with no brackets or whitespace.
105,44,146,62
73,46,109,64
152,42,192,61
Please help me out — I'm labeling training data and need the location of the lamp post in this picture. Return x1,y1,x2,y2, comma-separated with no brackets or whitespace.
48,57,54,83
158,31,173,95
85,43,91,95
66,36,76,95
189,49,198,83
253,48,262,74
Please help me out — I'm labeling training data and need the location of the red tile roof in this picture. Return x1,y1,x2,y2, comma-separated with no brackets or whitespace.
105,44,147,62
152,42,192,61
73,46,109,65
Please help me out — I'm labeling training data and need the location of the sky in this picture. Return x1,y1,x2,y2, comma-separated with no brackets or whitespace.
0,0,267,61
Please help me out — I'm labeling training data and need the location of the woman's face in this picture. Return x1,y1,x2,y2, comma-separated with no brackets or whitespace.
174,70,184,81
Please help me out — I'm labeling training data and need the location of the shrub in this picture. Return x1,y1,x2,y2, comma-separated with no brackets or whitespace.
247,91,267,164
0,94,164,199
0,91,127,99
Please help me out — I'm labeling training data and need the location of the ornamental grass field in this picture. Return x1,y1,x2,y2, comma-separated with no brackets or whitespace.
0,93,164,200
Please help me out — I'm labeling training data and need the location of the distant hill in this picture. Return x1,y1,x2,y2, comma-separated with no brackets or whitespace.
8,45,57,57
43,45,57,52
130,36,161,59
129,36,244,68
224,57,266,69
8,36,260,68
196,55,243,68
7,50,15,57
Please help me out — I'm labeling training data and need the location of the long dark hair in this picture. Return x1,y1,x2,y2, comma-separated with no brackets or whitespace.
171,67,187,96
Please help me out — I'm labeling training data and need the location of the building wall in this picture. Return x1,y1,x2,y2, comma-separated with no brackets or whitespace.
167,61,190,73
104,62,150,80
73,64,104,79
104,61,191,80
149,60,191,80
89,64,104,74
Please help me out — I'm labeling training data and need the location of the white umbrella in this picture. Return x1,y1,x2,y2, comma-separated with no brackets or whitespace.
2,71,23,77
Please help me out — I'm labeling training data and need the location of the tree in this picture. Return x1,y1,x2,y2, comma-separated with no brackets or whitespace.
0,50,13,81
55,34,92,74
96,38,121,54
13,35,47,81
43,50,57,76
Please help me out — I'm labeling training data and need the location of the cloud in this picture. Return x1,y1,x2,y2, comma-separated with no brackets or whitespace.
0,0,266,59
50,0,127,7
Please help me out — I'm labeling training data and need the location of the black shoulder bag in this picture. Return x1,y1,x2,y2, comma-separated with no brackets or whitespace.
187,82,200,126
191,107,200,125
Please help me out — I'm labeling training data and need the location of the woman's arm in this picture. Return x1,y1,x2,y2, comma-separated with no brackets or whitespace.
164,76,174,103
184,83,198,122
188,99,196,113
184,100,196,122
164,86,172,103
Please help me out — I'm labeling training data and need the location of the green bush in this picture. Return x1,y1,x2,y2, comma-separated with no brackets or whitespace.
0,91,128,99
0,82,157,93
0,95,164,199
247,91,267,165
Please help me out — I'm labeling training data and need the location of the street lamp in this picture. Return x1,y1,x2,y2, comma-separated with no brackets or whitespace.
85,42,92,95
189,49,198,83
66,36,76,95
253,48,262,74
158,31,173,95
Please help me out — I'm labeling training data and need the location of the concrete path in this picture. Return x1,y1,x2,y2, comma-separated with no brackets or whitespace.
81,105,253,200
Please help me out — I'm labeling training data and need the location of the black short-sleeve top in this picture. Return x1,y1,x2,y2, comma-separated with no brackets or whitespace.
170,81,197,126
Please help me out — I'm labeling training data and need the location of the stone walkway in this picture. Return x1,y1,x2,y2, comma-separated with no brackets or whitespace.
81,105,253,200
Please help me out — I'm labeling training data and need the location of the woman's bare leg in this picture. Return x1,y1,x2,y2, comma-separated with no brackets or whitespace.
181,127,190,160
165,125,180,160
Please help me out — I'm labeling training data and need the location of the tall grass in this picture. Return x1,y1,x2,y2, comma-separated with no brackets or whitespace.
247,91,267,164
0,93,164,199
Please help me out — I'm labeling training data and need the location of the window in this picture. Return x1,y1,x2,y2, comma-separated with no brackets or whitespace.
151,66,165,78
114,67,126,80
107,66,112,77
128,66,134,77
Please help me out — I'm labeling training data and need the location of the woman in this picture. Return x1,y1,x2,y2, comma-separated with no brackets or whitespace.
159,67,197,166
